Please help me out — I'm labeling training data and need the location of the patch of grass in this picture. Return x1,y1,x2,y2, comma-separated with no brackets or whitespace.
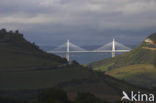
107,64,156,88
107,64,156,78
93,63,114,72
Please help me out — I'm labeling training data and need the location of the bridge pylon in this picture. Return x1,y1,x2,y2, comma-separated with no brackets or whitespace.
66,40,70,62
112,38,116,58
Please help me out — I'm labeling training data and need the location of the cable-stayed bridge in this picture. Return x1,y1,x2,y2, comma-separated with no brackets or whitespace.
48,38,131,62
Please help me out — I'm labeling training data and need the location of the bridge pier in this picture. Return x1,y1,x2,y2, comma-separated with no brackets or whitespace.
66,40,70,62
66,52,69,62
112,51,115,58
112,38,116,58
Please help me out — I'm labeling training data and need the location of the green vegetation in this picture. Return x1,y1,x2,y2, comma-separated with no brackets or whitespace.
107,64,156,87
0,96,27,103
0,68,144,102
0,28,67,70
93,63,114,72
88,32,156,88
107,64,156,78
148,33,156,42
34,88,69,103
33,88,122,103
0,66,91,89
56,72,147,102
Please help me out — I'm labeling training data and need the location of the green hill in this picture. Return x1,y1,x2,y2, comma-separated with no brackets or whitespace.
0,29,67,70
88,32,156,88
0,29,92,90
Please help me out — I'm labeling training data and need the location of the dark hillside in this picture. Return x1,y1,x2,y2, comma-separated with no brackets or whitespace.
0,29,67,70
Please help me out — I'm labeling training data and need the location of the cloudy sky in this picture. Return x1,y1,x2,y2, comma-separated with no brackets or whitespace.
0,0,156,47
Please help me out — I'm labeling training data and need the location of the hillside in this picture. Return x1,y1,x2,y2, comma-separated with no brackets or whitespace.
0,29,148,102
0,29,67,71
0,29,92,90
0,70,146,102
57,72,147,102
88,32,156,88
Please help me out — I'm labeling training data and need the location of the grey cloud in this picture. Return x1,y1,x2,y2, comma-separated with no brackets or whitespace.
0,0,156,46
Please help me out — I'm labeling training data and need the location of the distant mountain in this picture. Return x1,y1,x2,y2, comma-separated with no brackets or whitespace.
88,32,156,88
0,28,67,71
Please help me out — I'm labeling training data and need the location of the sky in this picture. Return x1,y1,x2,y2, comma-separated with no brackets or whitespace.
0,0,156,47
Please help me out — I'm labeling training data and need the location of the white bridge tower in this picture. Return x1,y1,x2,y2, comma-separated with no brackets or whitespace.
66,40,70,62
112,38,116,58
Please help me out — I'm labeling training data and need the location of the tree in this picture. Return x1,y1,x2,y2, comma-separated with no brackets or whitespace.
74,93,104,103
15,30,19,34
37,88,69,103
9,30,13,34
1,28,6,33
71,60,80,65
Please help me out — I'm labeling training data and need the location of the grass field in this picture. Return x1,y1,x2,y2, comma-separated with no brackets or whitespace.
106,64,156,88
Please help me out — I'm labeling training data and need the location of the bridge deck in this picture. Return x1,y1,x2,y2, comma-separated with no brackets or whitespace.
48,50,130,53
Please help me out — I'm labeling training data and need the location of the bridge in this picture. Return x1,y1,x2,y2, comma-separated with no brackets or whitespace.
48,38,131,62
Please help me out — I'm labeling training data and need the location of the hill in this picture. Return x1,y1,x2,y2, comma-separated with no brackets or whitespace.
0,70,147,102
56,72,148,102
0,29,93,90
88,32,156,88
0,28,67,71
